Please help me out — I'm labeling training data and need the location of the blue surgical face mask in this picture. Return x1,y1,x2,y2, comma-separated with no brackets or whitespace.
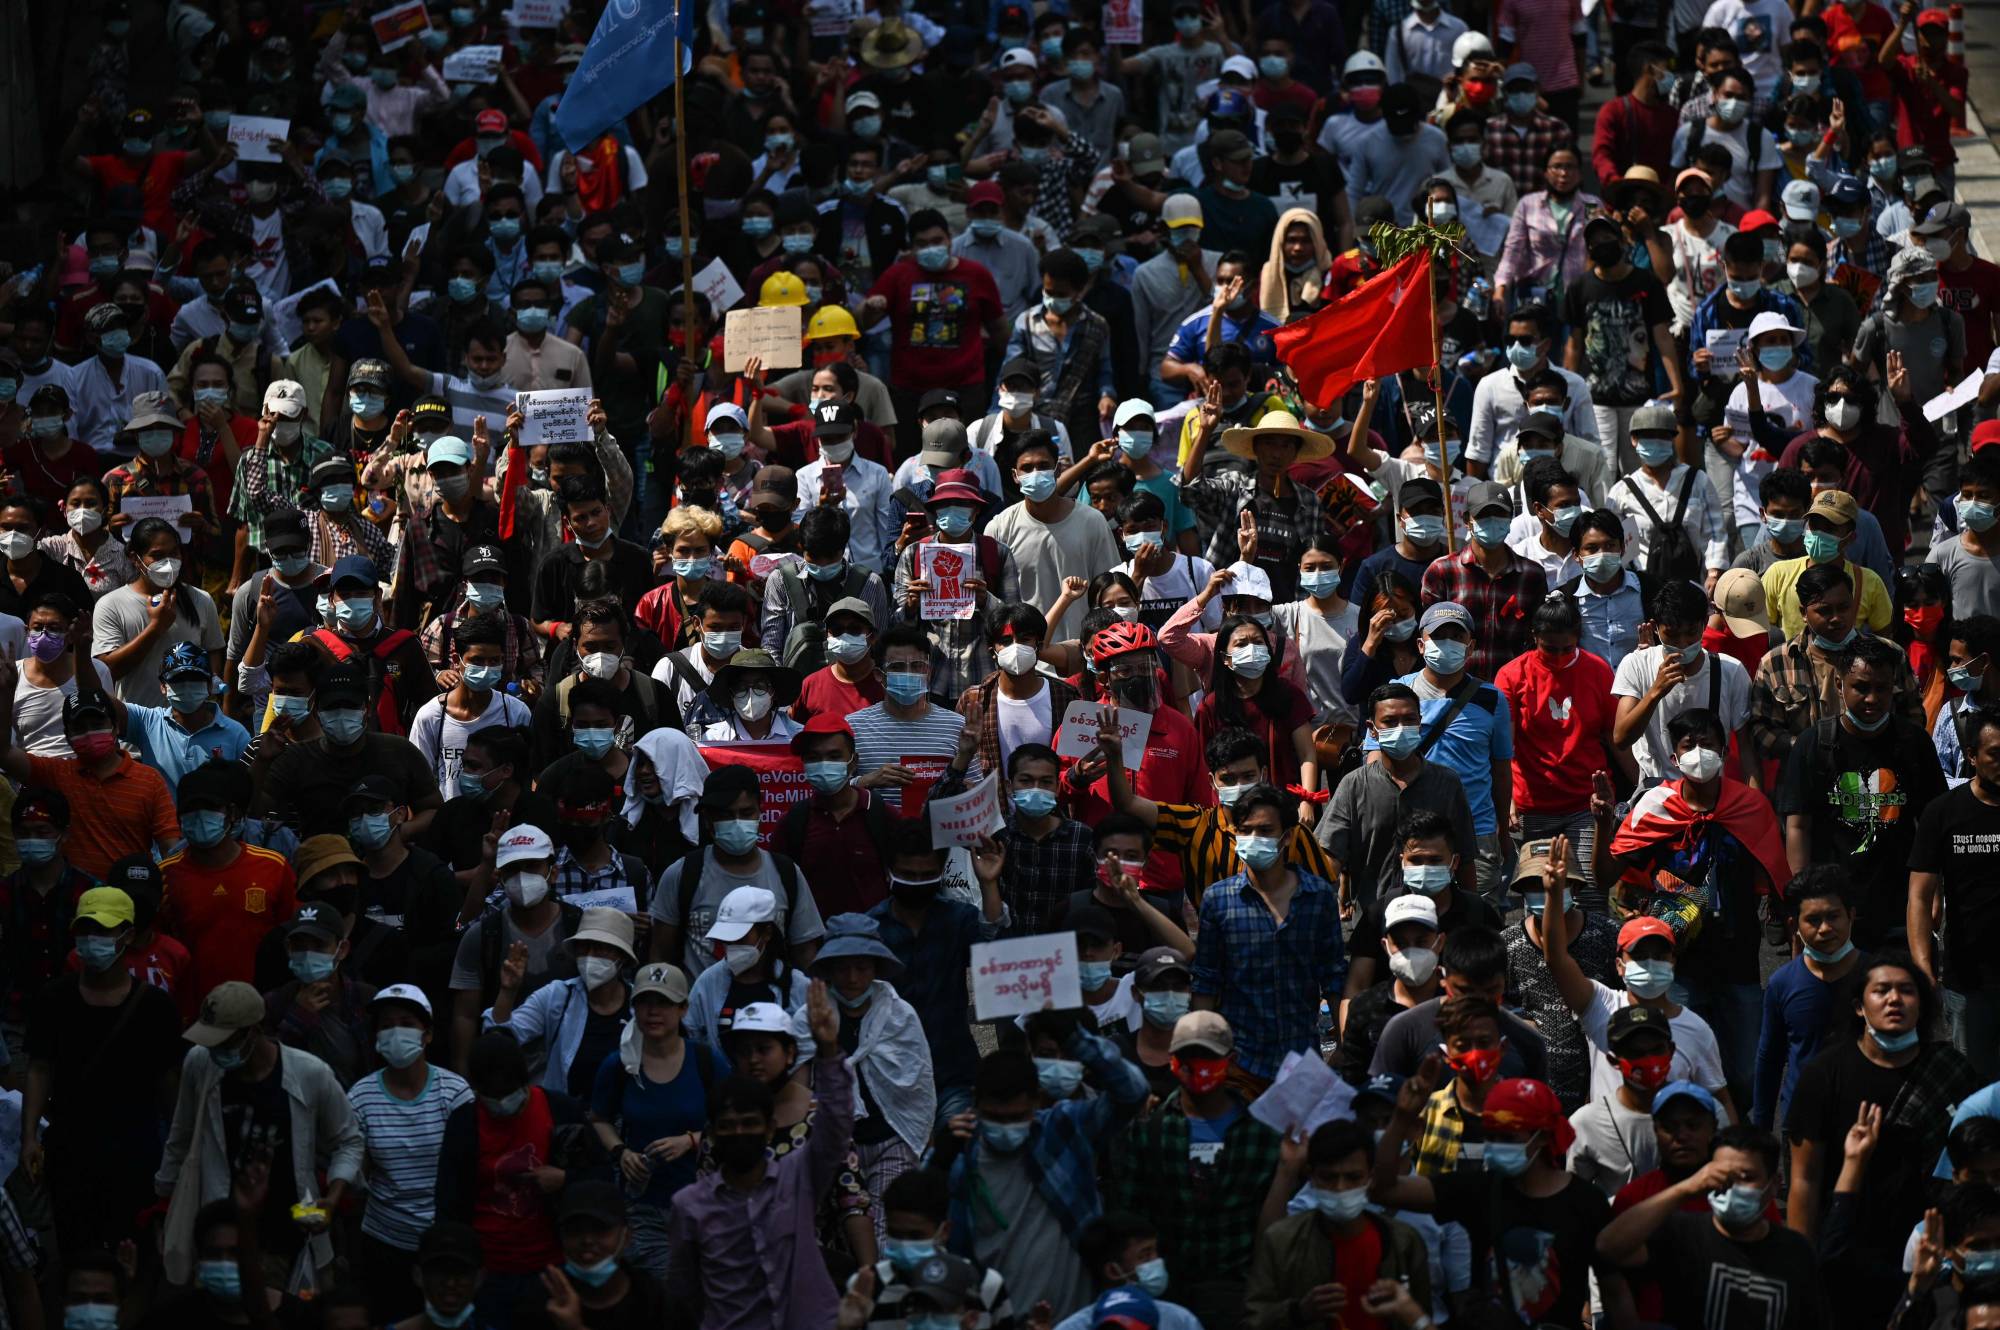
335,596,376,631
1375,724,1422,759
805,760,851,795
934,506,975,538
916,244,951,272
1067,58,1096,80
714,818,761,854
98,330,132,357
1472,516,1512,547
1142,990,1190,1027
270,694,312,725
1765,516,1805,543
742,215,774,239
1012,787,1058,818
16,837,59,866
1802,529,1843,565
1402,513,1444,545
447,276,480,304
1484,1140,1533,1176
672,556,714,580
349,390,385,418
1077,960,1112,991
885,671,929,705
1505,340,1541,372
168,679,211,712
181,803,231,848
196,1260,241,1300
1583,552,1624,582
348,811,394,851
1236,832,1282,869
1422,638,1468,674
565,1257,620,1288
970,218,1003,242
1403,862,1451,894
1118,429,1152,457
1450,142,1484,169
376,1025,425,1069
1036,1056,1085,1097
514,306,550,334
1726,276,1763,301
1017,470,1058,501
981,1119,1032,1152
805,559,844,582
322,485,354,513
1757,344,1793,371
462,663,503,692
783,233,815,256
1634,436,1677,467
1871,1024,1919,1052
617,262,646,286
1959,1249,2000,1279
464,581,506,609
329,113,355,135
884,1238,937,1270
1958,497,1999,532
573,727,616,759
289,950,337,983
489,216,522,244
1174,15,1204,35
1229,643,1272,677
853,114,883,137
1421,437,1463,465
322,707,368,744
1802,938,1855,964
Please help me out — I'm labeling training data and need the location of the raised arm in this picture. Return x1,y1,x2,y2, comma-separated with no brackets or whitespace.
1368,1055,1441,1212
1536,836,1597,1016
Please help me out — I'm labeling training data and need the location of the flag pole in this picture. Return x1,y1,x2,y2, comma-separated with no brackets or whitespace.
1426,242,1456,555
671,0,696,451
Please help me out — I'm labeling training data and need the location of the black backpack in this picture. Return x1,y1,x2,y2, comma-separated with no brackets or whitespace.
1618,469,1704,583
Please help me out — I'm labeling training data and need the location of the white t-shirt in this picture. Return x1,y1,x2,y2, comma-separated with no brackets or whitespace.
1114,551,1220,633
1665,220,1737,335
1723,370,1819,530
1568,1091,1661,1195
1699,0,1796,96
15,660,117,756
91,585,224,706
1669,118,1783,209
410,688,535,795
1579,979,1729,1102
994,681,1054,777
1610,645,1753,782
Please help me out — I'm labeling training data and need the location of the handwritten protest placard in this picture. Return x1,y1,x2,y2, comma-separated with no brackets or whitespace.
692,257,745,319
1054,702,1152,770
810,0,864,35
723,306,803,373
699,745,811,848
226,116,290,164
1249,1051,1358,1136
929,772,1004,848
507,0,568,25
371,0,432,50
972,933,1082,1020
442,44,504,83
1704,328,1745,363
515,388,593,445
918,543,978,620
1103,0,1144,43
565,886,638,912
121,494,195,532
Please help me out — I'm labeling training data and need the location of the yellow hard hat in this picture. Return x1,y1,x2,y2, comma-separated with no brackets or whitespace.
806,304,860,340
759,272,809,307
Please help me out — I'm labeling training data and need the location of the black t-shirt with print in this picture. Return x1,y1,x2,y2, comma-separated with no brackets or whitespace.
1907,782,2000,991
1646,1211,1824,1330
1432,1170,1611,1330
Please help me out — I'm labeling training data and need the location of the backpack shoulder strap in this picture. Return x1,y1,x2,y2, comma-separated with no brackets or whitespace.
1415,675,1482,759
310,627,356,663
1618,474,1670,533
769,852,802,914
1708,650,1722,717
372,629,417,660
677,845,709,942
1672,465,1698,524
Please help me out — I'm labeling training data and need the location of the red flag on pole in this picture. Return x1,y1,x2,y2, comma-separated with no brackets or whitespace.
1272,251,1437,409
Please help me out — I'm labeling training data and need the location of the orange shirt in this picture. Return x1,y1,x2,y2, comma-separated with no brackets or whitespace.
159,844,298,1000
24,754,180,879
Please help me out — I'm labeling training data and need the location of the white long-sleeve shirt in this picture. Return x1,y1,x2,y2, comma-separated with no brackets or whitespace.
1608,462,1730,574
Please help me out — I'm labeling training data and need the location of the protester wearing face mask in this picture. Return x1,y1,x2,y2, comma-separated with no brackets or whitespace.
105,640,248,790
101,403,221,609
1782,958,1978,1322
154,755,297,991
6,383,103,511
291,552,441,736
436,1029,583,1318
1747,866,1865,1132
500,274,592,392
307,452,395,572
71,303,168,454
20,880,181,1267
158,979,363,1288
1332,894,1448,1082
407,613,532,797
224,376,333,587
681,887,809,1048
378,1214,483,1330
252,660,445,839
1248,1116,1435,1329
1,788,95,1026
1342,803,1500,1007
260,899,374,1088
691,648,803,746
484,905,637,1105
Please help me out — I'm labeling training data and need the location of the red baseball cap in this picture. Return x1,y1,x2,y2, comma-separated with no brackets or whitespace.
789,712,855,756
1973,419,2000,453
966,181,1005,209
1617,916,1676,952
1481,1078,1576,1155
475,109,508,134
1738,209,1779,233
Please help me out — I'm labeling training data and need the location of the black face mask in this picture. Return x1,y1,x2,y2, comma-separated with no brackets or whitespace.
310,886,358,918
1113,673,1154,709
711,1131,768,1171
558,820,604,850
891,877,943,906
1588,242,1625,267
1680,194,1712,219
1273,130,1304,152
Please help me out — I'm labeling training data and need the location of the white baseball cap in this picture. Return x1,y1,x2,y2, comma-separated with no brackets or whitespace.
1747,310,1806,345
1113,399,1155,429
370,983,434,1018
705,885,778,942
1384,895,1440,931
730,1001,795,1036
1223,560,1275,603
1221,54,1256,80
998,47,1038,70
263,379,308,419
495,824,554,868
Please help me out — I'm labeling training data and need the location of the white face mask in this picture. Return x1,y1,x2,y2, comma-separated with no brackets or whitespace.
581,651,619,680
999,390,1036,415
996,642,1039,676
1388,946,1439,985
577,955,621,989
65,506,104,535
734,688,774,721
1677,746,1724,781
723,941,763,975
1825,399,1862,431
503,870,550,907
145,557,182,588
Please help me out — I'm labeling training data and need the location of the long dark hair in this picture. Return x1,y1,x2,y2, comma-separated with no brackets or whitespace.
127,516,200,626
1842,952,1940,1045
1208,614,1289,727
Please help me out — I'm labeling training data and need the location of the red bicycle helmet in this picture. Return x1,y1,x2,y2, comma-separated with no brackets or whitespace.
1088,620,1158,666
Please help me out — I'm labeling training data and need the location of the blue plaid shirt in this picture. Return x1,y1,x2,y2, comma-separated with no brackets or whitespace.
1190,869,1346,1078
946,1025,1150,1249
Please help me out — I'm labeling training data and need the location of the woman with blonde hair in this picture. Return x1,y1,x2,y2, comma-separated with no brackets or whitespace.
1259,207,1333,323
634,504,728,648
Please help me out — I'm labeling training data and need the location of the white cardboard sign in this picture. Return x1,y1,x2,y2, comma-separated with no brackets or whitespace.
1054,701,1152,771
515,388,592,445
227,116,290,164
928,771,1004,848
972,932,1082,1021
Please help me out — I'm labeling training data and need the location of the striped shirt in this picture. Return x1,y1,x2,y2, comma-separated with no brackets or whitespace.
848,702,982,799
1151,805,1336,907
347,1064,474,1248
25,754,180,880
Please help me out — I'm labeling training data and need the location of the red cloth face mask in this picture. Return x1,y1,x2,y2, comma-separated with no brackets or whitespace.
1905,604,1945,639
1445,1044,1504,1084
1171,1055,1229,1093
1617,1052,1674,1091
1463,78,1498,105
70,732,117,763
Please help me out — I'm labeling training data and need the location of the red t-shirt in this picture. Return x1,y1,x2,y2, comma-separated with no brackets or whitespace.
1251,81,1319,121
159,843,298,999
1824,2,1896,100
868,257,1003,391
1940,256,2000,374
3,436,105,508
1071,704,1214,898
1890,55,1966,162
1493,646,1618,813
474,1087,564,1273
1194,679,1316,788
793,664,886,722
1331,1217,1388,1330
1701,624,1769,681
84,150,193,235
68,932,194,1021
176,416,260,516
797,788,892,915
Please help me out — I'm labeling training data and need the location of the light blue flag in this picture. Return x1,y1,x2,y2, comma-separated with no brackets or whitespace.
553,0,696,155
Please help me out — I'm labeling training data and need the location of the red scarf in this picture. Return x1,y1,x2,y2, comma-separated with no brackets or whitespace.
1608,778,1791,896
